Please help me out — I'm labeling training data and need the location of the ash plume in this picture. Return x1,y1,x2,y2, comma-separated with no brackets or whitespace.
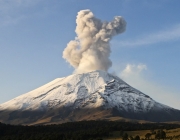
63,9,126,73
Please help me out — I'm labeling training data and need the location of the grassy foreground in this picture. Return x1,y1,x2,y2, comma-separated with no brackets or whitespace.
105,128,180,140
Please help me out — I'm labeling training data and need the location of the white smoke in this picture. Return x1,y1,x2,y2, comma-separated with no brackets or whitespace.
63,9,126,73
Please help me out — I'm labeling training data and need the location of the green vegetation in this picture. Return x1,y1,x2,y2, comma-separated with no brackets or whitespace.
0,121,180,140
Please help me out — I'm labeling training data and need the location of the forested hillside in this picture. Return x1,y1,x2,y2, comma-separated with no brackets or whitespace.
0,121,180,140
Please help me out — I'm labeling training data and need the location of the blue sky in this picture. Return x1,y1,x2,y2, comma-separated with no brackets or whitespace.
0,0,180,109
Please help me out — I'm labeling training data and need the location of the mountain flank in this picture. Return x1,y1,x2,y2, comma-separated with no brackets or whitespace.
0,70,180,125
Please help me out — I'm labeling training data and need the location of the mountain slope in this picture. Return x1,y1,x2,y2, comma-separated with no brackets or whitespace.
0,70,180,125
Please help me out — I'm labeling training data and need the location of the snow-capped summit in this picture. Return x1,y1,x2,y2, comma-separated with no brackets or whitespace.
0,70,180,125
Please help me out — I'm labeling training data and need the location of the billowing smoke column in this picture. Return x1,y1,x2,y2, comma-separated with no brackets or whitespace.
63,9,126,73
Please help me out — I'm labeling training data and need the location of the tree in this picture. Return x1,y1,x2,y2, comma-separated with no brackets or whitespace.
155,130,166,140
134,135,140,140
130,136,134,140
161,130,166,140
120,130,124,137
145,133,151,140
123,133,128,140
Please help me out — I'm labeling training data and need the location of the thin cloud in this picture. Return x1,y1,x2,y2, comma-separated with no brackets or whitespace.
113,24,180,47
118,64,180,109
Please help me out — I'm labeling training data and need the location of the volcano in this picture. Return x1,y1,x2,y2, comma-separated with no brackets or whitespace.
0,70,180,125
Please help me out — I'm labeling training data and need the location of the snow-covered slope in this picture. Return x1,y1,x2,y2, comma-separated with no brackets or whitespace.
0,70,180,124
